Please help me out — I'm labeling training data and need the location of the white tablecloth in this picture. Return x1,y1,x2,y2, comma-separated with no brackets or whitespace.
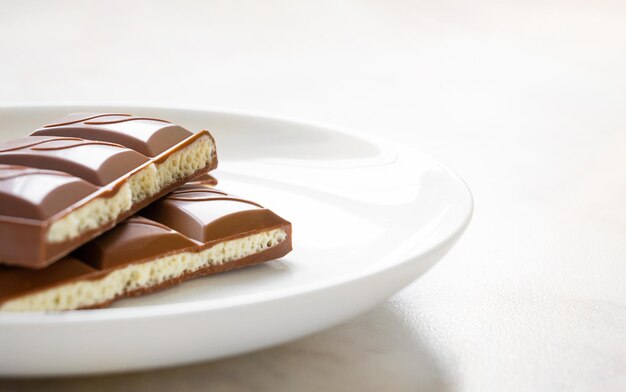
1,1,624,390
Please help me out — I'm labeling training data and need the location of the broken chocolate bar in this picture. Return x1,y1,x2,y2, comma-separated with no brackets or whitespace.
0,113,217,269
0,186,291,311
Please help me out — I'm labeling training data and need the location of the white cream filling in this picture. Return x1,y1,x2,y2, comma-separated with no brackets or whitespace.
156,135,215,189
46,136,215,243
129,163,159,203
46,182,133,243
2,229,286,312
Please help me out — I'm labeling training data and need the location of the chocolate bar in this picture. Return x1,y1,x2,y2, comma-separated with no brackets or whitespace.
0,113,217,269
0,186,291,311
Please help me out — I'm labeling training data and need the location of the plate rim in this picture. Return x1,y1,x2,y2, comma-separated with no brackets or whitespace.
0,103,474,324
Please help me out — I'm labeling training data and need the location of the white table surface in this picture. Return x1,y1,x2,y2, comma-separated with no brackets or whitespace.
1,1,625,390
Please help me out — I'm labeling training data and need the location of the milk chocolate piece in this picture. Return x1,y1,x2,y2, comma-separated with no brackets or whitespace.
0,136,149,185
32,113,193,157
0,166,98,219
0,113,217,269
142,186,285,242
0,187,292,311
75,217,196,270
0,258,99,302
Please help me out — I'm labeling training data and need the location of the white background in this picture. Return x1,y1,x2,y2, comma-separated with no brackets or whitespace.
1,1,625,391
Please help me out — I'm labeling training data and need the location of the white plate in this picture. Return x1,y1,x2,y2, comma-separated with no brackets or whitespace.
0,105,472,377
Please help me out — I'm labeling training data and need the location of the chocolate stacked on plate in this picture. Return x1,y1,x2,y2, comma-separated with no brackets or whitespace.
0,113,292,311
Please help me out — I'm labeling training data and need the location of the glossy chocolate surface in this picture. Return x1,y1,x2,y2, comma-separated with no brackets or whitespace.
32,113,193,157
142,185,288,243
0,113,216,269
75,216,196,269
0,257,98,300
0,165,98,219
0,136,149,185
0,188,292,304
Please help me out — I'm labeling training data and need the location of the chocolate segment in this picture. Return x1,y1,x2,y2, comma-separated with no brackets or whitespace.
141,185,288,243
0,165,98,219
0,113,217,269
0,257,98,302
32,113,193,157
0,188,292,311
0,136,150,185
75,216,196,269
